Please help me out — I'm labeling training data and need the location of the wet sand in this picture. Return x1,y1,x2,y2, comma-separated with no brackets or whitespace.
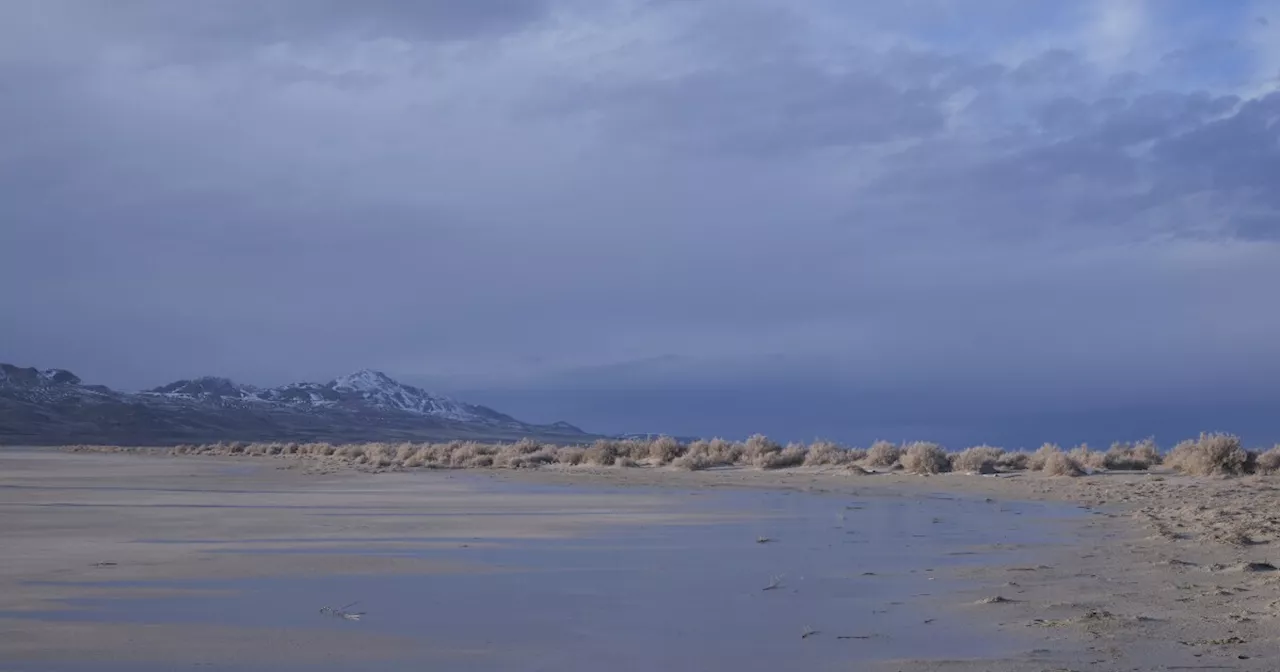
0,450,691,667
496,465,1280,670
3,448,1277,670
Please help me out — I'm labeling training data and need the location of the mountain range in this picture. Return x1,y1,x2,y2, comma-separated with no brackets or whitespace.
0,363,589,445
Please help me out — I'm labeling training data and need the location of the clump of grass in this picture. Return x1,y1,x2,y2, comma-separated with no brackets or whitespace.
1166,433,1249,476
901,442,950,474
864,440,902,468
951,445,1004,474
1104,438,1161,470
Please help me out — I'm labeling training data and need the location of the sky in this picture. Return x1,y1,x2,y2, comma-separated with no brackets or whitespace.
2,0,1279,447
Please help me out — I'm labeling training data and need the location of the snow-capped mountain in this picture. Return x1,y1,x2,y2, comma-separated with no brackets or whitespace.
142,368,528,427
1,362,588,445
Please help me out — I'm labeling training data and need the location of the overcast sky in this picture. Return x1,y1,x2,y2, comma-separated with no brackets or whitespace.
3,1,1279,445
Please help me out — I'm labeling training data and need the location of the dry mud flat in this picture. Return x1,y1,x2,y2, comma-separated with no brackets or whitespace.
2,448,1279,670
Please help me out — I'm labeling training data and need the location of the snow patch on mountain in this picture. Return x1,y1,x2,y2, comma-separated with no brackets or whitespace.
327,369,507,423
147,377,264,402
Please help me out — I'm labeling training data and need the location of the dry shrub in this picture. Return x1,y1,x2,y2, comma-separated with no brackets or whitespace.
491,439,552,468
158,433,1179,476
555,446,587,466
803,440,852,467
901,442,950,474
1042,450,1085,477
864,441,902,468
401,445,429,468
365,444,395,468
674,438,741,470
618,439,652,461
1027,443,1062,471
583,439,620,466
951,445,1003,474
1068,444,1107,471
506,449,560,469
1254,446,1280,475
672,452,714,471
451,442,497,468
647,436,684,464
1166,433,1249,476
1104,439,1160,470
744,434,782,466
714,438,746,465
996,450,1031,471
394,443,417,463
758,442,806,470
1129,438,1161,467
511,438,543,455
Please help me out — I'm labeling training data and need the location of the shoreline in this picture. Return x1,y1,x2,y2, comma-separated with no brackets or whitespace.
4,447,1278,669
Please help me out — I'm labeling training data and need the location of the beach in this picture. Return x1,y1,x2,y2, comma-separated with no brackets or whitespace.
2,448,1277,670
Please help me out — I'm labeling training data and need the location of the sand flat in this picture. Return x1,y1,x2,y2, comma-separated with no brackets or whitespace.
3,448,1278,669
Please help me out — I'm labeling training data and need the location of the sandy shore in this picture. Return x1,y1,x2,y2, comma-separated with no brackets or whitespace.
0,449,698,665
4,448,1279,670
486,465,1280,670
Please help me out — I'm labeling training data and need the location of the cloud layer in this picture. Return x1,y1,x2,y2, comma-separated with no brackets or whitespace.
3,0,1279,443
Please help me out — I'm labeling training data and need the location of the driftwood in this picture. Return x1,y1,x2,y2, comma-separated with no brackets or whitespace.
319,601,365,621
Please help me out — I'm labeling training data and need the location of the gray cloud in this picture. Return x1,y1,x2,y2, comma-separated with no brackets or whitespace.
545,64,948,156
2,0,1279,444
26,0,552,48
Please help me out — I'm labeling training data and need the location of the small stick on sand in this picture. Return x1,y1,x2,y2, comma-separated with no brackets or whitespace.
319,601,366,621
763,574,785,591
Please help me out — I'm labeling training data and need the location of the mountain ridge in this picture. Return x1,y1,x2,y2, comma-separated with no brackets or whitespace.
0,363,589,446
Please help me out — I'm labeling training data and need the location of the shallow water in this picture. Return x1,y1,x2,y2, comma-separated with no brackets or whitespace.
12,478,1084,671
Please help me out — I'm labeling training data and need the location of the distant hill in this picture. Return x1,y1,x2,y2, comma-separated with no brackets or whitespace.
0,363,590,446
